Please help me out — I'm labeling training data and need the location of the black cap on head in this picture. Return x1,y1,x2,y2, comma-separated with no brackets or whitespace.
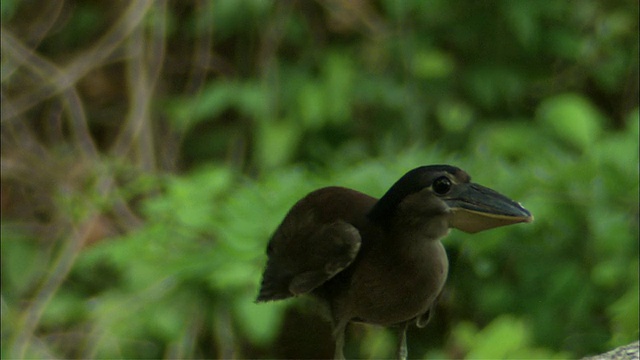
368,165,465,224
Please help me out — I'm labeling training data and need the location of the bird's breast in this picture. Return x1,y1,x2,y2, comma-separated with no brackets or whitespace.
348,239,449,326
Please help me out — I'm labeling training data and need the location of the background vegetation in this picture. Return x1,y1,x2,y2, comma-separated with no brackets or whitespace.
1,0,638,358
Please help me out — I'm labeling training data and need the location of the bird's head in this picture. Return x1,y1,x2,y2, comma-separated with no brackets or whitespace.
368,165,533,233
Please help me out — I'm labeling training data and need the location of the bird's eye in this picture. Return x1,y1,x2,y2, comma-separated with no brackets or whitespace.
432,177,452,195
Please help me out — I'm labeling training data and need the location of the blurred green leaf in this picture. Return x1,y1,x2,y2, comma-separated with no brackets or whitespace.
167,81,267,132
0,0,18,21
537,93,605,152
0,227,48,298
234,293,286,345
255,120,302,169
455,315,570,359
40,291,86,327
360,327,395,359
412,49,455,79
324,52,355,124
436,99,474,132
467,315,529,358
465,67,526,110
210,0,272,38
474,122,551,160
546,29,587,61
298,83,325,128
607,282,640,345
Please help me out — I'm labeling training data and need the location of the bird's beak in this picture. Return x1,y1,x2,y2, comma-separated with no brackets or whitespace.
446,183,533,233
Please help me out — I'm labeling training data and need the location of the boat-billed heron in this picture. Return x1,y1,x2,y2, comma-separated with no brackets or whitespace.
257,165,533,359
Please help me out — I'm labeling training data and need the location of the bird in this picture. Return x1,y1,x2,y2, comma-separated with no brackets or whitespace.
256,165,533,359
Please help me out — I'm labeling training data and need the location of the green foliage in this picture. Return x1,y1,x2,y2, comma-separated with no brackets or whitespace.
1,0,638,359
0,0,18,21
449,315,571,359
537,93,605,152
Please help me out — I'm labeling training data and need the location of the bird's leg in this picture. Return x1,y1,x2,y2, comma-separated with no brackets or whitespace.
396,321,409,360
333,319,348,360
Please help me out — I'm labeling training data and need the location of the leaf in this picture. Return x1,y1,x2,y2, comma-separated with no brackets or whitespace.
255,119,301,169
412,49,455,79
607,282,640,345
537,93,605,152
233,293,287,345
324,53,355,124
466,315,529,359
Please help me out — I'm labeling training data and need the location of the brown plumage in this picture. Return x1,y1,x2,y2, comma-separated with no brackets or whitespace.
257,165,533,359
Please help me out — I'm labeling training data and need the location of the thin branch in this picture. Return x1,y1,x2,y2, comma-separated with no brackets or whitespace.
9,214,96,359
0,1,154,121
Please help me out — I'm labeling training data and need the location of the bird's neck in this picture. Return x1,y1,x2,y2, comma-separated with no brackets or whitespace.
389,213,450,245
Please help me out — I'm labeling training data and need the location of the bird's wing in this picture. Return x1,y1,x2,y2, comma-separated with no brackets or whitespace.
288,220,362,295
257,187,374,302
257,219,362,302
